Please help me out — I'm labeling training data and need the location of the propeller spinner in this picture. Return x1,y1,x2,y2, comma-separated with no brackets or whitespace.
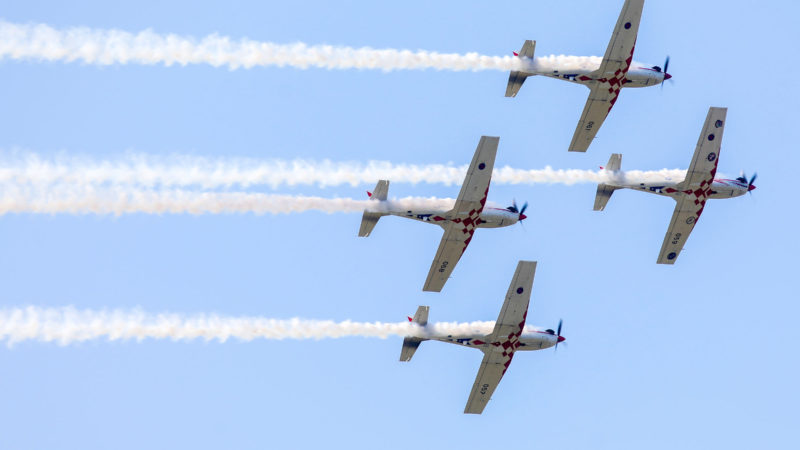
738,172,758,193
507,199,528,221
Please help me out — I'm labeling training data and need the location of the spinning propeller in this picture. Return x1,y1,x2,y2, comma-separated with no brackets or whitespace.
738,172,758,194
555,319,564,351
660,56,672,87
507,199,528,222
544,319,565,350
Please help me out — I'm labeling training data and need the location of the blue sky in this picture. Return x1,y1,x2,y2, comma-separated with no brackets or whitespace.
0,1,796,449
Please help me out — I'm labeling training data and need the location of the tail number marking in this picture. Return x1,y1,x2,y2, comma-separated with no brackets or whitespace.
438,261,449,273
480,384,490,395
670,232,682,245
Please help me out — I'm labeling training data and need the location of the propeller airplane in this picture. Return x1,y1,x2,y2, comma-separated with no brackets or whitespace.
400,261,564,414
505,0,671,152
593,107,756,264
358,136,528,292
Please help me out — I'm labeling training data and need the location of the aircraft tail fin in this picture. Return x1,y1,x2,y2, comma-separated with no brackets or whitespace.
594,154,622,211
399,306,429,362
358,180,389,237
505,40,535,98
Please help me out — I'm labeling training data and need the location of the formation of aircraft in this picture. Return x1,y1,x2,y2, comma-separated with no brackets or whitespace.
593,107,756,264
400,261,563,414
358,136,528,292
505,0,670,152
348,0,753,415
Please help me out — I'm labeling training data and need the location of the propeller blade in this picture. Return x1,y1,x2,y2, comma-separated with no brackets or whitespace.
661,55,670,87
520,201,528,215
748,172,758,194
555,319,563,351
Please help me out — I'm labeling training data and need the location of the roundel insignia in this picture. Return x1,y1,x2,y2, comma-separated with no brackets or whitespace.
516,287,524,294
624,22,631,29
478,163,486,170
707,134,715,141
707,152,717,162
715,120,724,128
667,252,677,260
685,216,695,224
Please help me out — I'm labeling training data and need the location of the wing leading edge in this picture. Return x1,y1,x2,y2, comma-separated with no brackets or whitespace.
423,136,499,292
464,261,536,414
657,107,727,264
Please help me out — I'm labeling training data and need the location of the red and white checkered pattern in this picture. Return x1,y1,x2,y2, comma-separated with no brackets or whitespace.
490,311,528,374
451,186,489,255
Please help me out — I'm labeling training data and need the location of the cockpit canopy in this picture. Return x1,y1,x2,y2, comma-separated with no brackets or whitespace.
736,176,748,184
544,329,555,335
651,65,663,72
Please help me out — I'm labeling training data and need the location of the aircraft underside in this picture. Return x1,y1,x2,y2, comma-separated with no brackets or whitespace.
616,181,748,200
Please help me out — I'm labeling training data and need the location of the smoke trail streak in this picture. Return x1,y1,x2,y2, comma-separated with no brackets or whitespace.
0,185,455,215
0,20,600,72
0,152,689,189
0,306,525,346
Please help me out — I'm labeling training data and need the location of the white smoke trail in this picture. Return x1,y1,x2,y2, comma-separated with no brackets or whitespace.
0,306,525,346
0,185,456,216
0,20,600,72
0,152,689,189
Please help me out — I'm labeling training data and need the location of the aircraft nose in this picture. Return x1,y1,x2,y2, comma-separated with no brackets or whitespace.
557,336,565,343
749,184,756,191
664,73,672,80
519,213,527,221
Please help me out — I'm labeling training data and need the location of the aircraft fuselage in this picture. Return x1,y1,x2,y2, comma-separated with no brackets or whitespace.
609,175,751,200
382,206,522,229
519,59,668,88
426,328,562,352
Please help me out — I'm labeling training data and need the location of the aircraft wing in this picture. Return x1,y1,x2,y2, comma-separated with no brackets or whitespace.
568,84,617,152
422,136,499,292
597,0,643,76
657,195,702,264
568,0,643,152
489,261,536,340
452,136,498,213
464,349,509,414
682,107,727,187
657,107,727,264
423,222,471,292
464,261,537,414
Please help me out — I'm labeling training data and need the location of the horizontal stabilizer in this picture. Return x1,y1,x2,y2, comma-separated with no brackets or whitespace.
594,154,621,211
400,306,429,362
594,184,618,211
358,180,389,237
505,40,535,98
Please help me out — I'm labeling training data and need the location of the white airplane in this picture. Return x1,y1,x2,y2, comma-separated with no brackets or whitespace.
359,136,528,292
506,0,671,152
594,107,756,264
400,260,564,414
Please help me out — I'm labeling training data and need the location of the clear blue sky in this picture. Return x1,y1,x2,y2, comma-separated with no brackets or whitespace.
0,1,796,449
